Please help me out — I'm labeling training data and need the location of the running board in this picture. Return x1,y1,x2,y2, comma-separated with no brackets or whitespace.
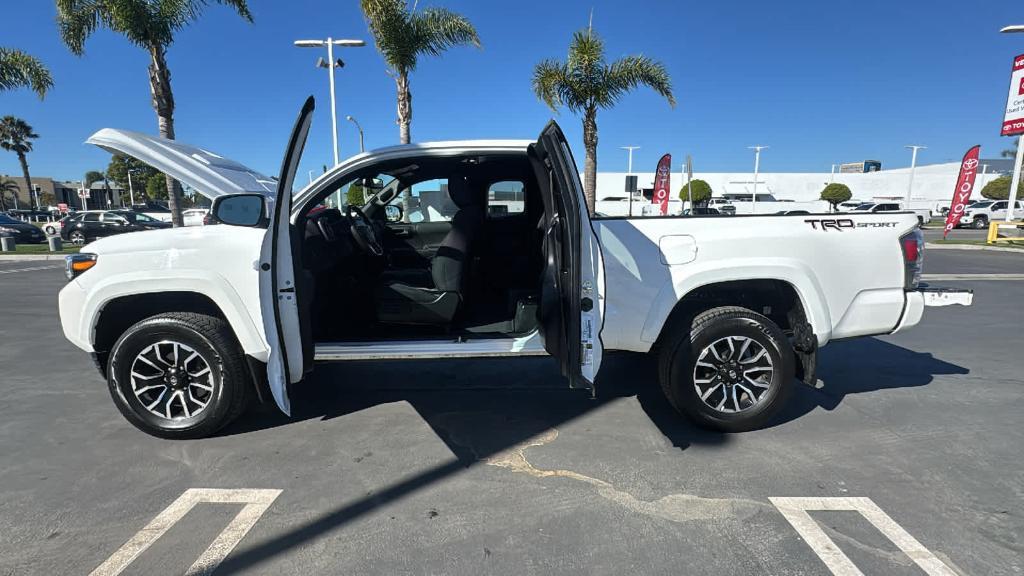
314,333,547,361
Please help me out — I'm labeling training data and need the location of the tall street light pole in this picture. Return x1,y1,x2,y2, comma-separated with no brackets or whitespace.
347,115,365,153
749,145,768,214
904,145,926,204
294,38,365,166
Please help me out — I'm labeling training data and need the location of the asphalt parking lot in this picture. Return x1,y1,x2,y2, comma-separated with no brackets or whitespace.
0,248,1021,576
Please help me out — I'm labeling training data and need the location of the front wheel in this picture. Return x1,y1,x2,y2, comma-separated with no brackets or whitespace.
972,216,988,230
107,313,250,439
658,306,795,432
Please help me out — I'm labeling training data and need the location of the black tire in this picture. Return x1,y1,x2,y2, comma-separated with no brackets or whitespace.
69,230,86,244
107,313,250,439
658,306,795,432
972,216,988,230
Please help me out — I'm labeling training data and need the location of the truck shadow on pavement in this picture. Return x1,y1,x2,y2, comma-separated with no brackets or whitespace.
212,337,965,574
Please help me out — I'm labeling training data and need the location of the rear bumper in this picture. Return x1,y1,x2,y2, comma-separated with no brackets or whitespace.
891,287,973,334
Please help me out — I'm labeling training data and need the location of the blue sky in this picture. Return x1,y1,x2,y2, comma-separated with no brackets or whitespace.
2,0,1023,184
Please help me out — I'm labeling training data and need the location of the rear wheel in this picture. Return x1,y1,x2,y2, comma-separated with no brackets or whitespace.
658,306,795,432
107,313,250,439
972,216,988,230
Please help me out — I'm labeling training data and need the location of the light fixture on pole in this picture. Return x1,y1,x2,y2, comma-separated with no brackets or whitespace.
346,115,365,153
294,38,366,166
904,145,926,203
621,146,640,216
749,145,768,214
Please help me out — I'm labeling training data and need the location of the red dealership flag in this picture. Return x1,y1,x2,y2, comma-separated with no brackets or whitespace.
652,154,672,215
943,145,981,238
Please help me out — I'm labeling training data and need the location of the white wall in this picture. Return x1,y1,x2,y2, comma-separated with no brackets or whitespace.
596,162,1003,214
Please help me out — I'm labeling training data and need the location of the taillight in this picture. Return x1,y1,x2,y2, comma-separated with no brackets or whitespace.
900,229,924,290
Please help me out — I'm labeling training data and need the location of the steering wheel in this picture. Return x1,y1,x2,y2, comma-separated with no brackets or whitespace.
347,204,384,257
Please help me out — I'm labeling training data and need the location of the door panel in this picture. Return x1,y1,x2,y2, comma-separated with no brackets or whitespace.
258,96,315,416
533,121,605,390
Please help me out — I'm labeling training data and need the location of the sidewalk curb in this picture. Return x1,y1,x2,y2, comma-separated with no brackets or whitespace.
0,254,70,261
926,243,1024,254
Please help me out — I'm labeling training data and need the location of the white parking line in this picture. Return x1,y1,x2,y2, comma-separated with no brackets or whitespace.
0,265,61,274
89,488,281,576
770,497,957,576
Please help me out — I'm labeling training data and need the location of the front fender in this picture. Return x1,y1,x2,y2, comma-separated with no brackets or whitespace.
76,268,269,361
638,258,833,346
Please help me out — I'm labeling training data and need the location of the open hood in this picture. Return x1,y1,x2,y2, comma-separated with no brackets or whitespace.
86,129,277,200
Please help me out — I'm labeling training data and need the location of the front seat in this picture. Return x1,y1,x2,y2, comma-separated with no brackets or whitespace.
376,175,484,326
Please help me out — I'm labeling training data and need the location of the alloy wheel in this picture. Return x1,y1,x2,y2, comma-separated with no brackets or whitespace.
129,340,215,420
692,335,774,414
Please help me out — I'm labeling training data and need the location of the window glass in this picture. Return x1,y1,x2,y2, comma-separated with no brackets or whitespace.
487,181,525,217
993,202,1007,210
83,213,101,222
101,213,127,224
389,178,458,223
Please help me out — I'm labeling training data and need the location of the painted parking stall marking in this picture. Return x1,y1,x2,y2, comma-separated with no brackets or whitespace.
0,265,61,274
89,488,281,576
769,497,957,576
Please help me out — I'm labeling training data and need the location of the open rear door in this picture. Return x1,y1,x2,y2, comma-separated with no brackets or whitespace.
258,96,315,415
532,121,605,390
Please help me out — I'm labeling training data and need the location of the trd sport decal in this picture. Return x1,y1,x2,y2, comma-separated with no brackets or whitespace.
804,219,898,231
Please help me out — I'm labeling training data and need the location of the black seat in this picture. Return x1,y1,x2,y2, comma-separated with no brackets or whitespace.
376,175,484,326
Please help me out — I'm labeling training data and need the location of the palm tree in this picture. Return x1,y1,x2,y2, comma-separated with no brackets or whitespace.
0,117,40,210
360,0,481,144
0,48,53,99
56,0,254,226
0,178,20,211
533,27,675,213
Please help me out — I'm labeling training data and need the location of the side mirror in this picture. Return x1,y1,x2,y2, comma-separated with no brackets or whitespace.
384,204,403,223
211,194,267,227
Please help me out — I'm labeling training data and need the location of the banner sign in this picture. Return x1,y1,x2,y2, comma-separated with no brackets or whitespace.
652,153,671,215
1002,54,1024,136
943,145,981,238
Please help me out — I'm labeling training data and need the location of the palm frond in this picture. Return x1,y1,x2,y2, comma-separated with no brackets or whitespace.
0,48,53,98
361,0,417,72
0,116,39,154
602,55,675,109
532,59,568,111
412,7,480,57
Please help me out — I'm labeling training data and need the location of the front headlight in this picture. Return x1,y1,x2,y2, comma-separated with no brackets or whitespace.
0,226,15,234
65,253,97,281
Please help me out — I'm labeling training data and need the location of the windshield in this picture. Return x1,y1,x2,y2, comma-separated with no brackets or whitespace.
970,201,993,209
854,203,875,210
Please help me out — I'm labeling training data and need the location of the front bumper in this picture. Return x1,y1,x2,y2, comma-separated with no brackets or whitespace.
58,279,93,353
892,287,973,333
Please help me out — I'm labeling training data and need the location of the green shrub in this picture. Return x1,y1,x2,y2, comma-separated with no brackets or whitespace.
980,176,1021,200
679,179,712,205
820,183,852,211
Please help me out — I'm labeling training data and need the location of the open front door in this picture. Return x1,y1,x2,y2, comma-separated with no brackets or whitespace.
258,96,315,415
533,121,605,390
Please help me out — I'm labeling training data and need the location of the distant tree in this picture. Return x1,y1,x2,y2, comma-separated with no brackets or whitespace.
0,178,19,210
38,190,56,208
145,173,169,200
346,183,368,206
0,116,40,209
980,175,1018,200
679,179,712,206
58,0,254,226
0,47,52,98
533,26,675,213
820,183,852,212
106,154,157,204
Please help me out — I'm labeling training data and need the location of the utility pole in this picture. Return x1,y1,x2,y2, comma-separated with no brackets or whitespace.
621,146,640,217
347,115,365,152
830,164,837,183
749,145,768,214
905,145,926,204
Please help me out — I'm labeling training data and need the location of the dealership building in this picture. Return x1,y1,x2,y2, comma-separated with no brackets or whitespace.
594,158,1013,212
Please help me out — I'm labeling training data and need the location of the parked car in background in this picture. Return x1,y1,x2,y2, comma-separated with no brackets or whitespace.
682,207,721,215
42,216,70,236
0,214,47,244
130,202,173,223
776,210,811,215
60,209,171,244
836,200,865,211
852,202,931,226
182,208,209,226
957,200,1023,229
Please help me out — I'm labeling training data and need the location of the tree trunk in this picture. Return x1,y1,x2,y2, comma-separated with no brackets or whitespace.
17,152,35,210
582,107,598,214
396,72,412,220
148,44,184,227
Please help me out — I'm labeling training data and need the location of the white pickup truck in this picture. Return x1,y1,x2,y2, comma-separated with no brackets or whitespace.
58,98,972,439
